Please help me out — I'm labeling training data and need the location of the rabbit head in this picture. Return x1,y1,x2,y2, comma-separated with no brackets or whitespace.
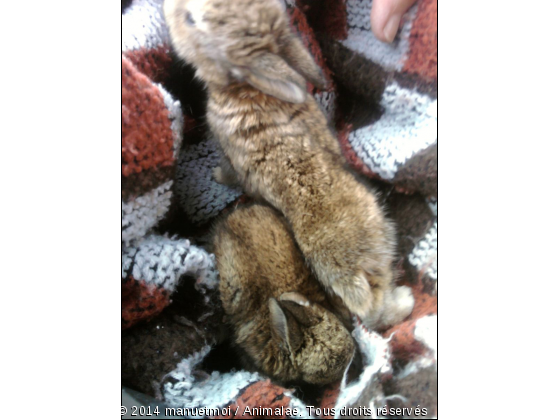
267,292,354,385
164,0,326,103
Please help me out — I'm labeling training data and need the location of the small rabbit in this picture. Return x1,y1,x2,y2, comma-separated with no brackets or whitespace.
164,0,414,329
213,204,354,385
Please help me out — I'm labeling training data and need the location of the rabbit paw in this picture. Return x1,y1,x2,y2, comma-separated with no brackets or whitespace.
330,271,375,319
213,166,226,184
382,286,415,328
393,286,414,318
213,163,239,186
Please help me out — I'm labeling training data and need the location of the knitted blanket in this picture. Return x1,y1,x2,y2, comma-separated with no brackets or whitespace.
122,0,437,418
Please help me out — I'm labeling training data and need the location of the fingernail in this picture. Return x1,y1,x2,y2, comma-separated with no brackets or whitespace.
383,15,401,43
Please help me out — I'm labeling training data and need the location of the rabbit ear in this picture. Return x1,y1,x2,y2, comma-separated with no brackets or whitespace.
278,292,320,327
278,291,310,306
233,53,307,104
269,298,304,351
281,301,320,327
279,33,327,90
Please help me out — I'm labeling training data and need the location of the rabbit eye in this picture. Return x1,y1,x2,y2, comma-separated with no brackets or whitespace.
186,11,195,26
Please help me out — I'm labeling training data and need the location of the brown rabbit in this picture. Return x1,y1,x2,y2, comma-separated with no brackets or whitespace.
164,0,414,329
213,204,354,385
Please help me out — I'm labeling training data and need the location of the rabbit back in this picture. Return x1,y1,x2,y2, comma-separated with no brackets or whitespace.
165,0,414,330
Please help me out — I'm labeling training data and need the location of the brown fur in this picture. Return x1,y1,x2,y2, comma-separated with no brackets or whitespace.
213,204,354,385
164,0,414,329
